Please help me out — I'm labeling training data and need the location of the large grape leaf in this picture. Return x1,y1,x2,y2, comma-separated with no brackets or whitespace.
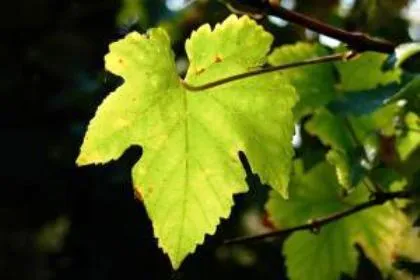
268,43,336,119
76,15,297,268
266,161,408,280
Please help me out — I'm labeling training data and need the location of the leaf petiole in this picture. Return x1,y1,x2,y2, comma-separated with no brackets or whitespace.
181,51,352,91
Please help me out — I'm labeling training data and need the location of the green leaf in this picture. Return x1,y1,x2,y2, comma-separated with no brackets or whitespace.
326,149,365,190
305,109,365,189
314,51,404,188
350,103,402,137
397,112,420,160
370,167,407,192
394,75,420,100
267,161,348,226
328,82,402,116
76,15,297,268
284,222,358,280
389,75,420,112
268,43,336,119
305,109,354,151
266,161,408,280
336,49,400,91
333,48,403,138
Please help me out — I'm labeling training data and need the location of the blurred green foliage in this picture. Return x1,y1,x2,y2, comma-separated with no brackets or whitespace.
2,0,419,279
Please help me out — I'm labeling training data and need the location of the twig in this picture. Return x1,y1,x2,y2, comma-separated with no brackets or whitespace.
181,52,347,91
224,190,411,245
226,0,396,54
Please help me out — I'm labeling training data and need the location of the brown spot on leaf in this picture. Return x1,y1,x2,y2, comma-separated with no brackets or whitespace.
134,187,143,201
261,211,276,230
214,55,223,63
195,68,205,75
118,58,124,64
390,249,398,262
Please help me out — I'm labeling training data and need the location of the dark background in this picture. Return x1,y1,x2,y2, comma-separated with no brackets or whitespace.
1,0,417,279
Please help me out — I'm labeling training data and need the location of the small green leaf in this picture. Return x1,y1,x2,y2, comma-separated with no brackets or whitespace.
267,161,348,226
284,222,358,280
336,49,401,91
305,109,354,152
388,75,420,106
268,43,336,119
305,109,365,189
267,161,408,280
77,15,297,268
370,167,407,192
397,112,420,160
333,47,403,138
326,149,365,189
351,103,402,137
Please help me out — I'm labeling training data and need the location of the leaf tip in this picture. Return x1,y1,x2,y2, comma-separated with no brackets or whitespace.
75,147,107,166
75,153,88,166
169,257,183,270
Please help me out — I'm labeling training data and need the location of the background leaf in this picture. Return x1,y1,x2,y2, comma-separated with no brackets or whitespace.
305,109,354,151
335,49,401,91
268,43,336,119
266,161,408,280
306,50,404,189
305,109,365,189
397,112,420,160
328,82,402,116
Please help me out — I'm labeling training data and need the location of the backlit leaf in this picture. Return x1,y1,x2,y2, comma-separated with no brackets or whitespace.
76,15,297,268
